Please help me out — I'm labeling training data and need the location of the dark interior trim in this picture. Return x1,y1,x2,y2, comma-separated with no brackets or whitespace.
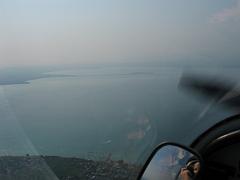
191,114,240,150
203,129,240,156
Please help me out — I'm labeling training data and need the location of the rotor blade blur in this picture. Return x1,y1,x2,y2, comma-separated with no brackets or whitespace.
178,74,240,110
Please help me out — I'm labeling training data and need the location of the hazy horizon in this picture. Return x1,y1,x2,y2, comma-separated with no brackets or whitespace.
0,0,239,68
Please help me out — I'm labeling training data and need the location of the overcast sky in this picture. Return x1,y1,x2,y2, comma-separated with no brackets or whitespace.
0,0,239,67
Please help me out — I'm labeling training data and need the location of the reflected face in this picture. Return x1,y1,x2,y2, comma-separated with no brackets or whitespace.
193,162,200,174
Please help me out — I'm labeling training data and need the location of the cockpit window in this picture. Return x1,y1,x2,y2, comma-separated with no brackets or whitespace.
0,0,239,179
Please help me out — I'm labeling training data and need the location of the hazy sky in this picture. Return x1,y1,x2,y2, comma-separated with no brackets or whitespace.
0,0,239,67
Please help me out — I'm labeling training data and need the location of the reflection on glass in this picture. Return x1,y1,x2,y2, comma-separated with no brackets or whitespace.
141,145,200,180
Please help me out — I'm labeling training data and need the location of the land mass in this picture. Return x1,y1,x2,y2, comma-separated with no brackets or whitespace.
0,67,74,85
0,155,141,180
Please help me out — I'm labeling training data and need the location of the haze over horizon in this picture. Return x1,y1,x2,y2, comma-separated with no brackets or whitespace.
0,0,239,68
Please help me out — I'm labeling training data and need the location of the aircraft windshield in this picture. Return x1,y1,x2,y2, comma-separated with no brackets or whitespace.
0,0,239,179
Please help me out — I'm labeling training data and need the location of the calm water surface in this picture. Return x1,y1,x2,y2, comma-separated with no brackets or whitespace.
0,66,234,163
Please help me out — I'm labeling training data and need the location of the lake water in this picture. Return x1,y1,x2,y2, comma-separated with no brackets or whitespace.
0,66,235,163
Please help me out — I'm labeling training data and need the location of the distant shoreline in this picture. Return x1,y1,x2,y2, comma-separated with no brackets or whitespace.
0,74,75,86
